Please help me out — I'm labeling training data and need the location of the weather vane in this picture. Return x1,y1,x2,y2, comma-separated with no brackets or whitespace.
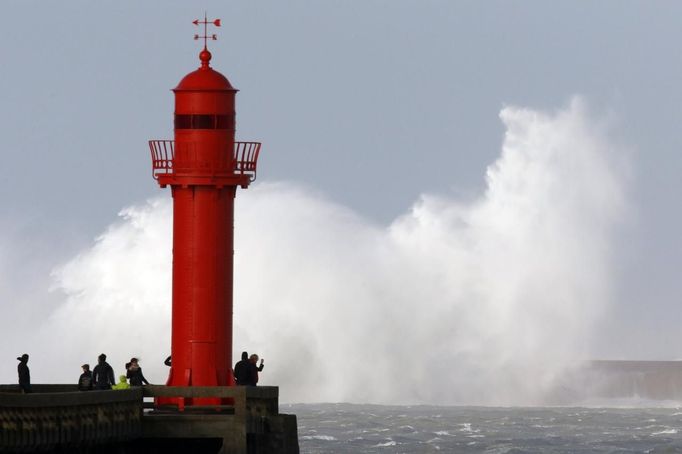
193,13,221,49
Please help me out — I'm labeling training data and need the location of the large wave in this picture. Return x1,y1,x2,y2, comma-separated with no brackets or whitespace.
19,98,627,405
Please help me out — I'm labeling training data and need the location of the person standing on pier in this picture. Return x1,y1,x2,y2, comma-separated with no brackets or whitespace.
93,354,115,390
16,354,31,393
126,358,149,386
234,351,250,385
248,354,264,386
78,364,93,391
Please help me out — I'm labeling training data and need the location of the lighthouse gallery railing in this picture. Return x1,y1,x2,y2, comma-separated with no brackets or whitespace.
149,140,261,181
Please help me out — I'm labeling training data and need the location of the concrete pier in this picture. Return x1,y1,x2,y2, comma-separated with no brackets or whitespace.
0,384,298,453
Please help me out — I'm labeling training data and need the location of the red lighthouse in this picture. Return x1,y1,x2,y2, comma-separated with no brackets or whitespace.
149,18,260,401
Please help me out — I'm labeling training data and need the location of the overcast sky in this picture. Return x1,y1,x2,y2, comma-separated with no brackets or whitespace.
1,1,682,370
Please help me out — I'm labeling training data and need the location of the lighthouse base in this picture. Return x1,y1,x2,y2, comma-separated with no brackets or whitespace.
142,409,298,454
143,385,299,454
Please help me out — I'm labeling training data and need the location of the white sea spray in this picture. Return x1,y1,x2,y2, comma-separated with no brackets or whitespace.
26,98,628,405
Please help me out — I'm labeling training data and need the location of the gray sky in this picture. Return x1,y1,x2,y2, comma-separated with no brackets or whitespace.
1,1,681,364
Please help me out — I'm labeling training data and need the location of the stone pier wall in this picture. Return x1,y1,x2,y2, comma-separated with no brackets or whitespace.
0,385,298,454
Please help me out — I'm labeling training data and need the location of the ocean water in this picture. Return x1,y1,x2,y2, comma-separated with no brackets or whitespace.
284,403,682,453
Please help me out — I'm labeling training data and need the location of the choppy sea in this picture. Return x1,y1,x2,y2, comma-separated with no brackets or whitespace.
284,403,682,453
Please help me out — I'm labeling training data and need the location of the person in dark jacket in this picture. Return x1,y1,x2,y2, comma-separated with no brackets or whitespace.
126,358,149,386
234,351,250,385
78,364,93,391
248,354,264,386
93,353,115,390
17,354,31,393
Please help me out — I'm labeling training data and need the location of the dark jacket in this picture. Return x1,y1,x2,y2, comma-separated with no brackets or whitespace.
93,362,115,389
248,361,264,386
234,359,250,385
78,371,93,391
126,366,149,386
17,361,30,392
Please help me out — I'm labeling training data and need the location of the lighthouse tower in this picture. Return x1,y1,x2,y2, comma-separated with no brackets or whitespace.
148,18,260,401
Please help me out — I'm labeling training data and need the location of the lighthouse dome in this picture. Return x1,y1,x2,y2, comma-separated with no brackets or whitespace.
174,49,236,92
175,67,235,91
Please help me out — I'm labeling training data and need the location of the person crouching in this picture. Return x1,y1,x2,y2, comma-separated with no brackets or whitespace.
112,375,130,390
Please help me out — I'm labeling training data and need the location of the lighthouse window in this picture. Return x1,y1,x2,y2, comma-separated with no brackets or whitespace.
174,114,235,130
174,115,193,129
216,115,234,129
192,115,214,129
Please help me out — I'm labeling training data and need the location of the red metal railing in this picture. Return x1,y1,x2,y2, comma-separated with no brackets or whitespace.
234,141,261,175
148,140,261,181
149,140,175,177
